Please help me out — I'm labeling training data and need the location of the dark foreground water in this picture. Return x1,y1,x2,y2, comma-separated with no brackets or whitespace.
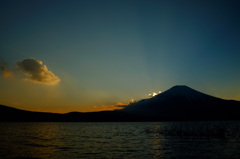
0,122,240,159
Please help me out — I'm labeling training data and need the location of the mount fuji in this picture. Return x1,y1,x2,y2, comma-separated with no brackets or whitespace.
120,85,240,120
1,85,240,121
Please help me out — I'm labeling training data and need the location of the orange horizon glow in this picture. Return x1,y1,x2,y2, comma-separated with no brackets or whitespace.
2,70,14,78
0,101,130,114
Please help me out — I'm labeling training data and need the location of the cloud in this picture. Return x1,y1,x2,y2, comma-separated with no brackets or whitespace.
17,58,60,85
92,105,117,111
0,59,14,78
93,100,136,111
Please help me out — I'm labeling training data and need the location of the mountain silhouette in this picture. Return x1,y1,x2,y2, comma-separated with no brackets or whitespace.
121,85,240,120
1,85,240,121
0,105,140,122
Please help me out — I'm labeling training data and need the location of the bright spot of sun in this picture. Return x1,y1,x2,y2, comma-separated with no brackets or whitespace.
152,92,157,97
148,90,162,98
130,99,135,103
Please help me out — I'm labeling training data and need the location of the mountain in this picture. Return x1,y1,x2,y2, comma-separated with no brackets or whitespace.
1,85,240,121
120,85,240,120
0,105,141,122
0,105,62,122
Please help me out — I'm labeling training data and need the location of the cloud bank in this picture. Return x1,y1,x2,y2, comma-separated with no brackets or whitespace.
93,100,136,111
0,59,14,78
17,58,60,85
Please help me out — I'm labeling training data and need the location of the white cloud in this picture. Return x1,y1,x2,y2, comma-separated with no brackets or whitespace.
17,58,60,85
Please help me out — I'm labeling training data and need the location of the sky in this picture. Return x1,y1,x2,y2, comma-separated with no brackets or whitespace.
1,0,240,113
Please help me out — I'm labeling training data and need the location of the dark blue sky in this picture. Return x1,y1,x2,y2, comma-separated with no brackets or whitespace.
1,0,240,112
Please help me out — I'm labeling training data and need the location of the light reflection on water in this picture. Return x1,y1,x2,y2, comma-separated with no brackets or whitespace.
0,122,240,159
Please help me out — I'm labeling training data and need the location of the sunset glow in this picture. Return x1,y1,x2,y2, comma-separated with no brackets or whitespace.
149,91,161,98
0,0,240,113
1,1,240,159
153,92,157,97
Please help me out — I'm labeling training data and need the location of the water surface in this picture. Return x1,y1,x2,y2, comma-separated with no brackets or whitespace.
0,122,240,159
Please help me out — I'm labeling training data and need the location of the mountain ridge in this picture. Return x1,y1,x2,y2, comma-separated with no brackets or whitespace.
120,85,240,120
1,85,240,121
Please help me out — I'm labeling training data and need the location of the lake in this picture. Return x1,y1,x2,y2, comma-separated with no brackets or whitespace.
0,122,240,159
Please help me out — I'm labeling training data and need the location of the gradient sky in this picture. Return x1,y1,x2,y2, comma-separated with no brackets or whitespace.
1,0,240,113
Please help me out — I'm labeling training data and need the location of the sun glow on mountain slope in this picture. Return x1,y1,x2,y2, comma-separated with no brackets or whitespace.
149,91,162,98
